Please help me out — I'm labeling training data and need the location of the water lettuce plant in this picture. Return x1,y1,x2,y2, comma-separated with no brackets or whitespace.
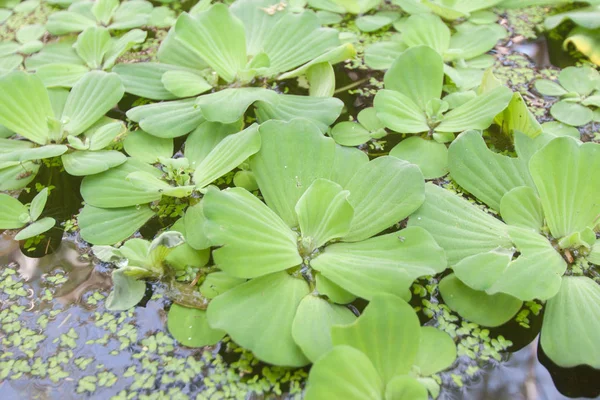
365,13,506,89
0,70,126,187
25,26,146,87
114,0,354,100
373,45,513,178
393,0,503,20
201,118,447,366
305,294,456,399
77,123,261,245
409,130,600,369
0,23,45,75
535,66,600,126
0,187,54,240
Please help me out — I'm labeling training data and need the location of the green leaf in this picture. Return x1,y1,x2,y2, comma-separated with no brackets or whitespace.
73,26,111,69
448,130,534,211
102,29,147,70
193,124,261,189
86,119,125,151
80,158,163,208
183,201,211,250
343,156,424,242
250,119,336,227
332,294,420,383
385,375,428,400
161,70,212,98
312,227,446,301
355,12,398,32
413,327,457,376
0,71,53,144
184,120,242,168
61,71,124,136
207,272,310,366
331,0,380,13
493,92,542,138
199,271,245,299
62,150,127,176
558,66,600,96
529,137,600,239
330,121,371,146
0,144,68,163
541,276,600,369
499,186,544,231
165,243,210,271
439,274,522,327
534,79,567,97
173,6,246,83
315,273,357,304
14,217,55,240
113,63,183,100
291,295,356,362
451,247,513,292
106,269,146,311
437,86,513,133
296,179,354,251
545,6,600,30
33,63,90,88
563,27,600,68
305,346,383,400
401,14,450,55
384,46,444,110
78,204,154,245
0,194,29,229
127,98,205,138
307,62,335,97
389,137,448,179
167,304,225,347
16,24,45,44
0,161,40,191
46,11,96,35
109,0,153,30
373,90,429,133
445,24,505,61
92,0,118,25
364,40,405,70
203,187,301,278
29,187,48,221
408,183,512,265
123,130,173,163
550,100,593,126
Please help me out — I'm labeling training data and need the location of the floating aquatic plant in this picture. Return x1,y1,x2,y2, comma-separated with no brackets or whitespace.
535,66,600,125
373,45,513,178
0,187,54,240
410,130,600,369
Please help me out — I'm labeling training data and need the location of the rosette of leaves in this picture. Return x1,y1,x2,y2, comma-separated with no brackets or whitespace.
0,70,126,188
0,188,55,241
534,66,600,126
365,14,506,90
25,26,146,87
113,0,354,101
0,24,45,76
93,231,192,311
305,295,456,399
393,0,504,20
77,123,261,245
373,46,513,179
198,118,447,366
409,129,600,369
46,0,154,35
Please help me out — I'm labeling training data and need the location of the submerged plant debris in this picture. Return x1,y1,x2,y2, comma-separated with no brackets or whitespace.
1,0,600,398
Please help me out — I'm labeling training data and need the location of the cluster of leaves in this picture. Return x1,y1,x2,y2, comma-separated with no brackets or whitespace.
1,0,600,397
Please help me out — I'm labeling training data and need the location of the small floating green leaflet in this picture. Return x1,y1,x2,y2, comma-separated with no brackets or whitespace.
201,118,447,367
535,66,600,126
114,0,354,100
305,294,457,399
0,188,55,241
78,123,261,245
373,46,512,178
0,70,126,188
409,130,600,369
